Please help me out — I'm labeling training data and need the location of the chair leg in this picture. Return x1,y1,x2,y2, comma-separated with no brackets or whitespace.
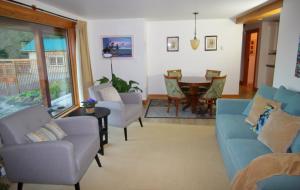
124,128,128,141
167,97,172,112
75,182,80,190
95,154,102,167
18,183,23,190
138,117,143,127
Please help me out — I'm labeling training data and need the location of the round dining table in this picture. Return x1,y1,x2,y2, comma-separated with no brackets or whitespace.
178,76,211,113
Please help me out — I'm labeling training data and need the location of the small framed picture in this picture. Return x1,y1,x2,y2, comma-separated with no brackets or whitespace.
205,36,217,51
167,36,179,52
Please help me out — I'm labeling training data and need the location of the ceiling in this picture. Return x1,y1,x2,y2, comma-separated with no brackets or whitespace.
38,0,269,20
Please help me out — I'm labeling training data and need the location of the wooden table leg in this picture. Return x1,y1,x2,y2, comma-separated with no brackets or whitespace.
98,118,104,155
190,86,199,113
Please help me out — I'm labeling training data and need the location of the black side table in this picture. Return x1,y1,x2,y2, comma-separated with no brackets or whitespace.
68,107,110,155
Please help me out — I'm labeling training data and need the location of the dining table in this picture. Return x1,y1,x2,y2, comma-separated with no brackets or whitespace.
178,76,211,113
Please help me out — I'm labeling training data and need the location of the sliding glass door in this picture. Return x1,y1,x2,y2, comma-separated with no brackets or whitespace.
0,17,75,118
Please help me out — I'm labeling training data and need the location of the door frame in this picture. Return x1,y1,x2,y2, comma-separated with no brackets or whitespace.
243,28,260,88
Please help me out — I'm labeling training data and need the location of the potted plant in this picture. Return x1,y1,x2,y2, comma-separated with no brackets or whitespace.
97,74,142,93
81,98,97,114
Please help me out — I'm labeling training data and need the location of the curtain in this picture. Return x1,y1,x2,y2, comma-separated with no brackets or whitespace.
76,20,93,100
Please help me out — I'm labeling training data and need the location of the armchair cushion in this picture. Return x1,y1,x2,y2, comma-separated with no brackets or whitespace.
26,127,58,142
98,86,122,102
45,120,67,139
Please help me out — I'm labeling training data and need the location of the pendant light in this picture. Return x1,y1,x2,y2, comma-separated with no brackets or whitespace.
190,12,200,50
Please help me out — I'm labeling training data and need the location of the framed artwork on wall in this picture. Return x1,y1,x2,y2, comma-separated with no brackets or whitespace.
205,36,217,51
167,36,179,52
102,36,133,57
295,36,300,78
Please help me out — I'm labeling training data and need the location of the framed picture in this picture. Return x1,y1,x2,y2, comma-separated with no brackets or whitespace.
295,36,300,78
205,36,217,51
167,36,179,52
102,36,133,57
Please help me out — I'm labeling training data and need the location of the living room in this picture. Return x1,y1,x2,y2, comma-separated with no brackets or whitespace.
0,0,300,190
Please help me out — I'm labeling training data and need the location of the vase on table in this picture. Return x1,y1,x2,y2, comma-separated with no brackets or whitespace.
85,107,95,114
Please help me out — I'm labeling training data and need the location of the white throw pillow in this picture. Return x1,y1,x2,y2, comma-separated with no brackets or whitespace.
45,120,67,140
98,86,122,102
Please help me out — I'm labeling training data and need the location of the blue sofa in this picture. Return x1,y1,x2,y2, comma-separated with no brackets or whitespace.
216,85,300,190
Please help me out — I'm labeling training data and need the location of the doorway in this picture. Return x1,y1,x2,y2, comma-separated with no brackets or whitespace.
243,29,259,89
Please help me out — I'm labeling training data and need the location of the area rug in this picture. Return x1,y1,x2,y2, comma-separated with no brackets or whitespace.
145,99,215,119
15,122,230,190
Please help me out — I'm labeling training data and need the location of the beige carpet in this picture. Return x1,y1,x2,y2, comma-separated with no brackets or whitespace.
11,122,230,190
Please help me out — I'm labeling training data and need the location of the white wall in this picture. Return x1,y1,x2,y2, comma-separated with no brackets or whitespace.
147,19,243,95
87,19,148,98
273,0,300,91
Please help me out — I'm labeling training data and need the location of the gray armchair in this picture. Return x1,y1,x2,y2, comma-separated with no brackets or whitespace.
89,84,143,141
0,105,101,190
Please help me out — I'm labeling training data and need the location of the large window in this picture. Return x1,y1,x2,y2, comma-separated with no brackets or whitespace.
0,17,76,118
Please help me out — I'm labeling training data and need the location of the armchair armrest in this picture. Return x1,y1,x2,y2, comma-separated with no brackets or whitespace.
119,92,142,104
56,116,99,136
96,101,125,111
216,98,251,115
1,141,78,184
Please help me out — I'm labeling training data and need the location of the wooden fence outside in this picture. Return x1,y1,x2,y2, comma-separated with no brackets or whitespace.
0,59,69,96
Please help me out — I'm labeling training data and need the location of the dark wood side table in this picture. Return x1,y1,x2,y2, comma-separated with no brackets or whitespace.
68,107,111,155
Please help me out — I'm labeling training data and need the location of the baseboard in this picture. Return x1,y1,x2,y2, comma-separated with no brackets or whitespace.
146,94,240,100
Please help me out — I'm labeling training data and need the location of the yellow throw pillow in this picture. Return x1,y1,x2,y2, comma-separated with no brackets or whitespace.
245,95,281,126
258,109,300,153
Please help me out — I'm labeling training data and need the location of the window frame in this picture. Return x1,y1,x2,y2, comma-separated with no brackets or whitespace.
0,1,79,118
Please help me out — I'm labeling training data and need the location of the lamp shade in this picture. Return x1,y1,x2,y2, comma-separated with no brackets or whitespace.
190,38,200,50
103,53,112,58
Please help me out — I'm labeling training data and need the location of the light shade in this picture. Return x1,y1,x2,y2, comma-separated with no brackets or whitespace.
103,53,112,58
190,38,200,50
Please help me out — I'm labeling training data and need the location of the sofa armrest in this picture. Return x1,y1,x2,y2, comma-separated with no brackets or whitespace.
216,98,251,115
1,141,78,184
56,116,99,136
119,92,142,104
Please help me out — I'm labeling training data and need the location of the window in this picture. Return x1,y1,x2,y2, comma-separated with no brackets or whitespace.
0,16,77,118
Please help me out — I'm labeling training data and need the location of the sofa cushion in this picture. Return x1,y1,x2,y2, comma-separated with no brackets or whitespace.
242,85,277,116
216,114,257,139
285,94,300,116
245,95,281,126
64,135,99,172
258,110,300,153
226,139,271,173
273,86,297,109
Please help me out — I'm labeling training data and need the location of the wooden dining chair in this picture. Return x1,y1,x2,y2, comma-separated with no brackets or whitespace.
167,69,189,94
199,75,227,115
164,75,186,116
205,70,221,80
167,69,182,79
199,69,222,94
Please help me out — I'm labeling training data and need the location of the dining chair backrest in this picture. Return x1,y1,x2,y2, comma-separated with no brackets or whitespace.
167,69,182,79
205,70,221,80
164,75,185,98
203,76,227,99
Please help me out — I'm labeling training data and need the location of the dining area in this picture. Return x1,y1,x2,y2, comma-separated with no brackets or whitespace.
163,69,227,117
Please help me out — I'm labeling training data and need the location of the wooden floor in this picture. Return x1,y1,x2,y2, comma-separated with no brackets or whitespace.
143,84,256,125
